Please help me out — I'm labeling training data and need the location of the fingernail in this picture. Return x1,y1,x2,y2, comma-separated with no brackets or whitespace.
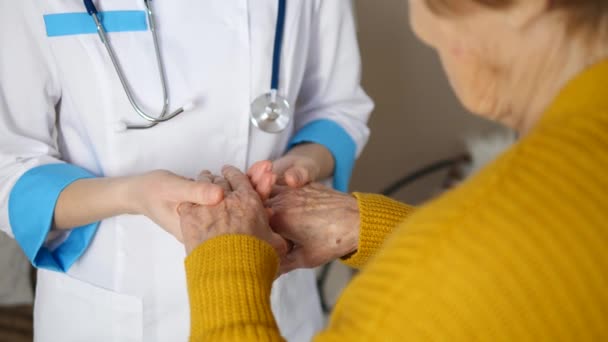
205,187,223,204
215,187,224,200
264,175,274,190
286,252,296,262
291,172,302,185
265,207,274,217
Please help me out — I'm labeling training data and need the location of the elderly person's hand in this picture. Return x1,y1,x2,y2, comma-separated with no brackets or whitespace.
266,183,360,274
178,166,289,256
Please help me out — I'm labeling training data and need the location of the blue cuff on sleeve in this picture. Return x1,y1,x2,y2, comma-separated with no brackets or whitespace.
288,119,357,192
8,164,99,272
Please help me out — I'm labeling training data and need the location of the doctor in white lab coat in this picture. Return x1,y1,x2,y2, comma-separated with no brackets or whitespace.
0,0,372,341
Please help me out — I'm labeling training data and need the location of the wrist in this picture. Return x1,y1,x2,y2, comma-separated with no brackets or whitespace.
341,194,361,257
115,175,142,215
287,143,334,180
53,176,139,230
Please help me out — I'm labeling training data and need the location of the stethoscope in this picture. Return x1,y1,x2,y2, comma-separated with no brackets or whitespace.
83,0,291,133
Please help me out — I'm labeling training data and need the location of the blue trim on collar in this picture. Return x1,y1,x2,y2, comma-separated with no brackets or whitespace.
43,11,147,37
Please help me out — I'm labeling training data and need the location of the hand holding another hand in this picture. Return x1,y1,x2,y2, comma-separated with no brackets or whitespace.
175,165,360,275
178,167,289,257
128,170,224,242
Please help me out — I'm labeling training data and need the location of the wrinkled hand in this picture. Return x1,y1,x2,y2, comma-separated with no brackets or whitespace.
266,183,360,274
129,170,224,242
178,166,289,256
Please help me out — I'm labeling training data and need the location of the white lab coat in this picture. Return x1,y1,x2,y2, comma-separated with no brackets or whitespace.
0,1,372,341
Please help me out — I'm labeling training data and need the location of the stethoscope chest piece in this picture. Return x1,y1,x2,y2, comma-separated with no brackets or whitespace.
251,92,292,133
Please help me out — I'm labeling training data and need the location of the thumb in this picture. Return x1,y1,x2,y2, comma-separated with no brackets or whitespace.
270,157,294,177
264,207,274,219
284,166,310,188
177,202,194,216
248,160,273,185
180,180,224,205
278,248,305,275
268,232,290,258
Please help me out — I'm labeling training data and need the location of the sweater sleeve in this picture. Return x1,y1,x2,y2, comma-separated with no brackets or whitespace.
184,195,414,341
341,193,415,268
185,235,285,342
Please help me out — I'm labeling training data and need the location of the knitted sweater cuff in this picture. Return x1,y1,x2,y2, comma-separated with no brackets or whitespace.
342,193,415,268
185,234,283,341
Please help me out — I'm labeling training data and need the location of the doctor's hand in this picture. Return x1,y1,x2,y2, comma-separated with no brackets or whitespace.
247,143,334,200
266,183,360,274
128,170,224,242
178,166,289,256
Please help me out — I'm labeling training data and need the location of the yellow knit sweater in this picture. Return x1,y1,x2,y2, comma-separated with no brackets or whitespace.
185,61,608,341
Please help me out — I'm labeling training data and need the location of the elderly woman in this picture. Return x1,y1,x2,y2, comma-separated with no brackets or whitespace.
179,0,608,340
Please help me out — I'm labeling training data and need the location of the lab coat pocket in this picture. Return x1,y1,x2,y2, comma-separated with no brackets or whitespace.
271,269,324,341
34,270,143,342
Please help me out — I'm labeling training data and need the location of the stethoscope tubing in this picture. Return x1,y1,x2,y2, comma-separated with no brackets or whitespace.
271,0,286,91
84,0,288,131
85,0,184,129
